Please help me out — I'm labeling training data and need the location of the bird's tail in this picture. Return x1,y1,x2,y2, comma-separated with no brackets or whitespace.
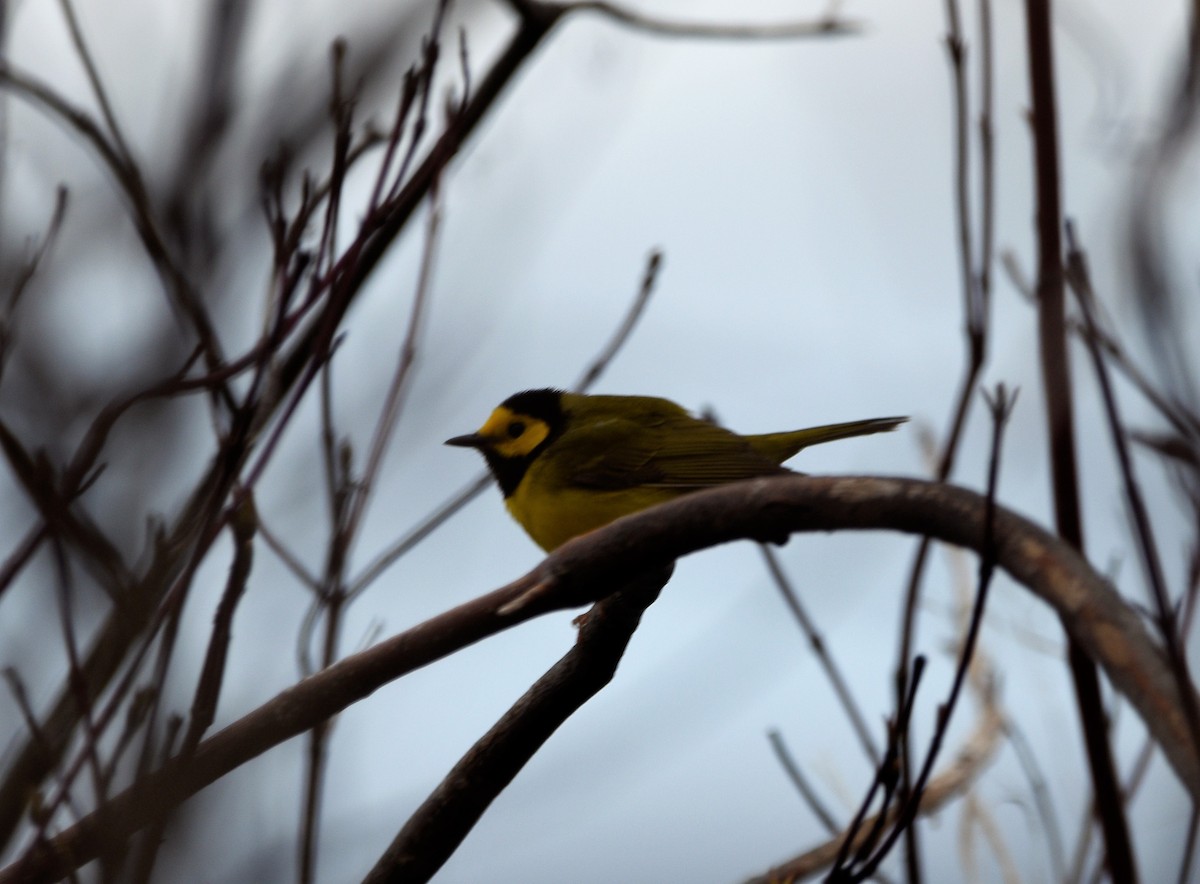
747,416,908,463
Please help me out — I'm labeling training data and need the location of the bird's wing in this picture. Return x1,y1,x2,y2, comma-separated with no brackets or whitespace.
561,414,788,491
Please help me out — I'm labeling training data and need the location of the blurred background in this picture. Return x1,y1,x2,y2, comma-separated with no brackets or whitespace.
1,0,1197,880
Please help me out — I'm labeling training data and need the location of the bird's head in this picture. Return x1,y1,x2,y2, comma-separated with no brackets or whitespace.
445,388,567,495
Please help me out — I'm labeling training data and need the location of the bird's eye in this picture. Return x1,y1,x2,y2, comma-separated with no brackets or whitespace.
507,421,525,438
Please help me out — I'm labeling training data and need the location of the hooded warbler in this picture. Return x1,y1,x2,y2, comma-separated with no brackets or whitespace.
446,389,906,551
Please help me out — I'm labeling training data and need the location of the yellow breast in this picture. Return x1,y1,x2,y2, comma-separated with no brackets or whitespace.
505,467,682,551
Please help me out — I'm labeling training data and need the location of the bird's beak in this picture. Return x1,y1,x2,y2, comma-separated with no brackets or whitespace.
445,433,487,449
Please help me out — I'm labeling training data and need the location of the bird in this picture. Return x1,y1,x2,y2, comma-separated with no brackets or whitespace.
446,389,906,552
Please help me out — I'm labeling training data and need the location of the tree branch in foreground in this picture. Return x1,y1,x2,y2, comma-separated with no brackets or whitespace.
3,475,1195,883
362,566,670,883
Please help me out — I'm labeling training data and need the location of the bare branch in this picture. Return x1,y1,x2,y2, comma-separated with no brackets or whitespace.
563,0,859,40
892,0,997,868
572,249,663,392
181,497,257,754
1003,718,1067,881
1023,0,1134,873
1066,221,1200,761
849,385,1015,880
760,545,880,764
363,567,669,883
747,662,1003,884
767,730,843,835
5,475,1195,883
348,247,665,599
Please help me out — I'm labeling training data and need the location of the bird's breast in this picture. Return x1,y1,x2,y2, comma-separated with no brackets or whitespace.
506,472,682,551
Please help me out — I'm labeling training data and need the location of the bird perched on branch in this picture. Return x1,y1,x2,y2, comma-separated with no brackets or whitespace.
447,389,906,552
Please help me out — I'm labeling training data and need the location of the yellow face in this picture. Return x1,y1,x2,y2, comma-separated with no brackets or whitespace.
475,406,552,458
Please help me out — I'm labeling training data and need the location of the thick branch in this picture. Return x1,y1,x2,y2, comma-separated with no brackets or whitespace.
3,475,1194,883
363,567,668,883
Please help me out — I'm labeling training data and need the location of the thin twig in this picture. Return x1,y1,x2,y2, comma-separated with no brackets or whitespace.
893,0,995,868
56,0,135,166
959,793,1020,884
767,729,842,834
181,497,257,754
852,386,1014,880
343,183,442,554
1023,0,1135,874
367,69,420,216
0,59,233,404
0,421,130,594
0,668,87,831
1004,250,1200,443
976,0,995,313
346,248,664,599
748,669,1003,883
572,248,663,391
1178,808,1199,884
257,519,321,592
50,539,107,822
1123,0,1200,409
1066,221,1200,762
2,185,68,319
1003,718,1067,881
759,546,880,764
347,473,491,599
944,0,977,342
830,658,926,879
382,0,449,208
0,525,47,603
567,0,858,39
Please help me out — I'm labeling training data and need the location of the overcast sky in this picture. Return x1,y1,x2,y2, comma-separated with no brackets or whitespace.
3,0,1198,881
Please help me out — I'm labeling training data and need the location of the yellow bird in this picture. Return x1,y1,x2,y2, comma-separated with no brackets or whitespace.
447,389,906,552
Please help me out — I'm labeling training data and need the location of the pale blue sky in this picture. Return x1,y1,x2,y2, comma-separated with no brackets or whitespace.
2,0,1196,881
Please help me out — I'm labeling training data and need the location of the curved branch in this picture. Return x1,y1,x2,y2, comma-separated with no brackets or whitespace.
3,476,1194,883
564,0,859,39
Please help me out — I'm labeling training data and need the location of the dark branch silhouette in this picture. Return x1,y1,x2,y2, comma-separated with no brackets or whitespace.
3,474,1195,883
